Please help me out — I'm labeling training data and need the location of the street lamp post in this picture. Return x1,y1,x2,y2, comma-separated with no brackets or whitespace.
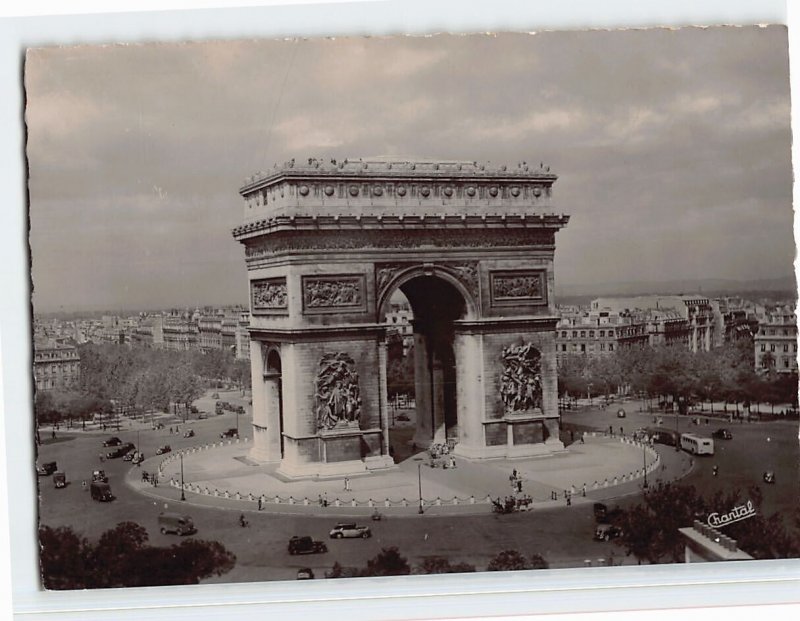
417,463,424,514
180,452,186,501
642,442,649,489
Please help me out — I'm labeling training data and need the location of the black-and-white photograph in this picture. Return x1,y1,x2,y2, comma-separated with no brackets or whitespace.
25,25,798,590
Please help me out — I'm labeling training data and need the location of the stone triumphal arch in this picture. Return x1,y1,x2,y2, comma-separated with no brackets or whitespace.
232,159,570,478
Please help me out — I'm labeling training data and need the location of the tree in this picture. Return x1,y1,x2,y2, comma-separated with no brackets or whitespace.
486,550,543,571
415,556,476,574
362,547,411,577
39,523,236,589
615,482,706,564
39,526,92,589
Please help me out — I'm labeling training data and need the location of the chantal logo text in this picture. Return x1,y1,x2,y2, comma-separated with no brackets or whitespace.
707,500,756,528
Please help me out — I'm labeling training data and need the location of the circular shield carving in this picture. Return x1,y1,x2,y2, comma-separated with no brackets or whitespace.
348,185,360,197
511,187,520,197
298,185,310,196
420,186,431,197
489,186,499,197
533,186,542,197
324,185,335,196
443,187,453,197
466,186,476,197
396,186,407,196
373,186,383,196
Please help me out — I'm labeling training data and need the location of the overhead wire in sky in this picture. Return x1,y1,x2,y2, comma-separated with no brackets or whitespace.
257,38,301,173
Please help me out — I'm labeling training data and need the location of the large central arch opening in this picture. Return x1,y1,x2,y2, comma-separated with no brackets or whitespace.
380,274,469,462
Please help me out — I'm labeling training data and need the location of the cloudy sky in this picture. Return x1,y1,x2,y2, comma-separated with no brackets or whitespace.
25,26,793,312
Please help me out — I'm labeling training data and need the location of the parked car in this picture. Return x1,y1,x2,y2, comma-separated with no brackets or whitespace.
90,481,114,502
123,450,136,461
156,445,172,455
288,536,328,555
190,406,199,414
396,414,410,422
594,523,623,542
132,452,145,465
763,471,775,484
616,409,626,418
158,512,196,535
711,428,733,440
220,428,239,439
36,461,58,476
183,429,195,438
102,436,122,447
329,523,372,539
296,567,315,580
107,443,134,459
53,471,67,488
92,469,108,483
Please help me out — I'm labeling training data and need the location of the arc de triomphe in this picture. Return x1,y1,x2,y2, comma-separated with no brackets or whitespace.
232,159,570,479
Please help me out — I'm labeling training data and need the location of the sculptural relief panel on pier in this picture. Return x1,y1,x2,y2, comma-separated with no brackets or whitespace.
301,275,367,314
490,270,547,307
250,277,288,314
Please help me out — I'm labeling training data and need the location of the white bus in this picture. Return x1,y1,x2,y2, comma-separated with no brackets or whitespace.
680,433,714,455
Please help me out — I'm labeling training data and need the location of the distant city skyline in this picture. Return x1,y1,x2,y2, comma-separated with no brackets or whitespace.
25,27,794,313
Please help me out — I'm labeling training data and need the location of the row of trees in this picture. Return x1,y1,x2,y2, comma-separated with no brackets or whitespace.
327,546,548,578
39,522,236,589
614,482,800,564
35,343,252,426
558,340,798,413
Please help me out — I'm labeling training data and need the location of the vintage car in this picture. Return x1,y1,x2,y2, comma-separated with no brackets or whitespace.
220,428,239,439
595,523,623,542
593,502,623,524
36,461,58,476
183,429,195,438
296,567,315,580
106,443,135,459
156,445,172,455
763,471,776,484
329,523,372,539
288,536,328,555
158,512,196,536
53,471,67,488
92,469,108,483
711,428,733,440
616,409,626,418
102,436,122,447
90,481,114,502
132,452,145,464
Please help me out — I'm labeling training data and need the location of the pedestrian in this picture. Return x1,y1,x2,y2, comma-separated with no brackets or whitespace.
517,480,523,493
566,493,572,506
169,426,173,434
620,426,624,436
258,497,263,511
51,429,56,439
344,477,351,492
512,469,517,479
570,430,575,442
580,433,585,444
609,425,613,436
582,484,586,497
81,480,87,491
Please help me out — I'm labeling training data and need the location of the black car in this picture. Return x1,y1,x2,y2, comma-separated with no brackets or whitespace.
102,436,122,447
220,428,239,439
593,502,623,524
288,536,328,555
36,461,58,476
107,443,135,459
711,428,733,440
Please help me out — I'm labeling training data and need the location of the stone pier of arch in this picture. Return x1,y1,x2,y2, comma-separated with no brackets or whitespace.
232,158,570,479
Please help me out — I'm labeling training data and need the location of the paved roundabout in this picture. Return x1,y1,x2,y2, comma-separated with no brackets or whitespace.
128,432,678,517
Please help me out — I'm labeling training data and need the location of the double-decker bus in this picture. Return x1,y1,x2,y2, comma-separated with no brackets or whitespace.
680,433,714,455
